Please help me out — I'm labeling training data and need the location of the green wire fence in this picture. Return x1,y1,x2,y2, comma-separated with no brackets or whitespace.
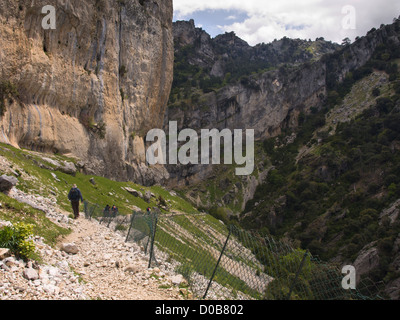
83,201,384,300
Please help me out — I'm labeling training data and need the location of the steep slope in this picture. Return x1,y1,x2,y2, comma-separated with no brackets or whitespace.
168,20,340,141
241,30,400,299
164,20,341,214
166,19,400,298
171,19,339,89
164,19,400,218
0,0,174,185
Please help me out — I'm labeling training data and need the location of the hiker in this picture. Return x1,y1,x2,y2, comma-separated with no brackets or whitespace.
146,207,151,215
111,205,118,217
68,184,83,219
104,205,111,217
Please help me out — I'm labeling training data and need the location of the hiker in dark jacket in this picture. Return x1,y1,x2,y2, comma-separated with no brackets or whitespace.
111,205,118,217
68,184,83,219
104,205,111,217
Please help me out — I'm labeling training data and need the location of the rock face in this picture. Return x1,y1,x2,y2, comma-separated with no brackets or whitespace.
164,20,400,207
0,175,18,193
167,20,341,141
163,21,341,208
166,60,327,141
0,0,174,185
353,242,380,283
167,20,400,142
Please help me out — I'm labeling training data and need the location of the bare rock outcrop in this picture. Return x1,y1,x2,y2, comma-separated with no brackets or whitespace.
0,0,174,185
0,175,18,194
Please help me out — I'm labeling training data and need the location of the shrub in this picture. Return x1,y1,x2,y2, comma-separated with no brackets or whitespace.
0,81,19,117
119,65,127,77
157,195,168,209
372,87,381,97
209,207,229,225
388,183,397,198
0,222,36,260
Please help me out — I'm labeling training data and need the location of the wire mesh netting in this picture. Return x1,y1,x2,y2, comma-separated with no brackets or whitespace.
83,201,384,300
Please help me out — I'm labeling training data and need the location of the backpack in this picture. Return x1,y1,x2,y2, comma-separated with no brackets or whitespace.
69,188,80,201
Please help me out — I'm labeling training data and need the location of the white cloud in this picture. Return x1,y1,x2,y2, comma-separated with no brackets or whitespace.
174,0,400,45
226,15,237,21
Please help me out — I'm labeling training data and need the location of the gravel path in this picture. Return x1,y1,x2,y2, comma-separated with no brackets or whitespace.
0,189,189,300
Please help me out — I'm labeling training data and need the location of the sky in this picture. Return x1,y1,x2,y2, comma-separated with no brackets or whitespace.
173,0,400,46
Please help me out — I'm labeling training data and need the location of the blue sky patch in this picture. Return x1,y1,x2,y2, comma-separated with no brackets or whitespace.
174,9,249,38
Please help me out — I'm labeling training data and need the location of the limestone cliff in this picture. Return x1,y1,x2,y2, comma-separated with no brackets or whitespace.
168,20,400,142
0,0,174,185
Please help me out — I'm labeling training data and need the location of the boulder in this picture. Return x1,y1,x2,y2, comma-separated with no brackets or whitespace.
0,248,11,260
43,284,60,295
42,157,61,167
124,264,139,274
143,190,152,203
0,175,18,193
3,256,17,267
51,172,61,182
61,243,79,255
353,242,380,283
60,161,77,175
0,220,12,229
124,187,143,199
170,274,184,286
23,268,39,281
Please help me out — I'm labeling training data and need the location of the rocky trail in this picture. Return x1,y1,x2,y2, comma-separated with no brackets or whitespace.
0,188,190,300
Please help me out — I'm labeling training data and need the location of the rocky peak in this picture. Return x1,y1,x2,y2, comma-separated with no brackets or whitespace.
214,31,249,48
173,19,200,46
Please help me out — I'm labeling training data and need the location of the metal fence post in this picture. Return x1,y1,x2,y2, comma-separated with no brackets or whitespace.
287,250,309,300
125,212,136,242
90,204,98,220
203,227,232,300
107,215,112,228
148,213,158,268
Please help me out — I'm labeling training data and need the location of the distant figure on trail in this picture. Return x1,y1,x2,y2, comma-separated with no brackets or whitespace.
68,184,83,219
111,205,119,217
104,205,111,217
146,207,151,215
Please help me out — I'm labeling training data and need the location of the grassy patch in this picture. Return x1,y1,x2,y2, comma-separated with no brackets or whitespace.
0,142,199,218
0,140,201,232
0,192,71,248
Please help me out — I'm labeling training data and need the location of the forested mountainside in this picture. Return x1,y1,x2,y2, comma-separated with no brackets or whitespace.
167,18,400,299
164,19,342,208
170,19,339,95
241,32,400,299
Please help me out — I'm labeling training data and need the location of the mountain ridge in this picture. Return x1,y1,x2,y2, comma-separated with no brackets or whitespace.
164,18,400,213
165,18,400,299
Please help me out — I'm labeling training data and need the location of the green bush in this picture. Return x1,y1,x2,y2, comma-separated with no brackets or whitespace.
209,207,229,225
0,81,19,116
0,222,36,260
